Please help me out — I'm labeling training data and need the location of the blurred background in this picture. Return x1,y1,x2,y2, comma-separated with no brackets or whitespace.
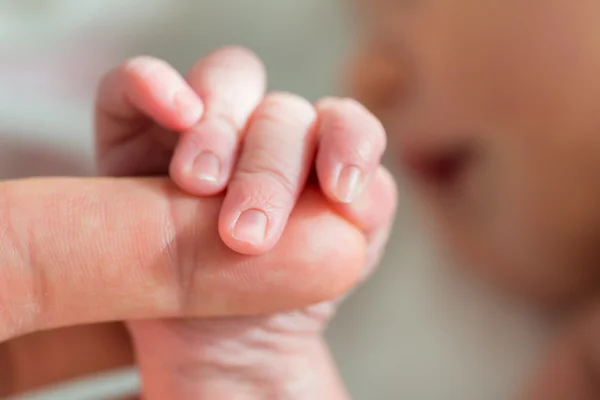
0,1,547,399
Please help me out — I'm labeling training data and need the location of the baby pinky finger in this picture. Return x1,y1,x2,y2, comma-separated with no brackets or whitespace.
315,98,386,204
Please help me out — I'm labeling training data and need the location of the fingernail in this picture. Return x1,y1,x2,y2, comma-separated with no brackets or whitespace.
193,151,220,183
334,165,363,203
232,209,268,246
172,90,203,126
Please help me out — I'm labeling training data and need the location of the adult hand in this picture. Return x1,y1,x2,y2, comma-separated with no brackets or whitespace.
0,175,375,396
96,47,397,399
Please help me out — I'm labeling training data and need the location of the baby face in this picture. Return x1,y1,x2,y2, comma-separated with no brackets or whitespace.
350,0,600,305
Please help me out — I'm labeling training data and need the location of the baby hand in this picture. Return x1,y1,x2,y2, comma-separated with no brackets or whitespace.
96,47,396,399
97,47,392,256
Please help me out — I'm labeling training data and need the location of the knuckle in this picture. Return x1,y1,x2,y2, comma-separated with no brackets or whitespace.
334,96,363,110
316,96,363,114
328,125,379,163
232,93,317,200
189,47,266,104
235,163,299,202
208,108,244,135
318,97,387,160
193,49,267,129
122,56,171,80
356,130,386,162
254,92,316,129
209,46,265,71
161,206,185,312
161,199,199,316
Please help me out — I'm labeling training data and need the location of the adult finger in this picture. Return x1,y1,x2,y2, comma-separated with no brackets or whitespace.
0,177,366,341
170,46,267,195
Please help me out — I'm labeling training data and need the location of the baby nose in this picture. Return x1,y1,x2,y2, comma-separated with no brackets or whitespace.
344,42,405,119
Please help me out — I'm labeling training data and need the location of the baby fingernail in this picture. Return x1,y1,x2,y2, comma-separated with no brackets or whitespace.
193,151,220,183
233,209,268,246
334,165,363,203
172,90,203,126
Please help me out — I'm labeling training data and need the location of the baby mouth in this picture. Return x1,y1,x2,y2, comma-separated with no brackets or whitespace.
401,144,475,193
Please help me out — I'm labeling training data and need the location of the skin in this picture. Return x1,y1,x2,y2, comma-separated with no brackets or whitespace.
348,0,600,398
100,48,395,399
14,0,600,394
0,178,392,397
0,47,397,398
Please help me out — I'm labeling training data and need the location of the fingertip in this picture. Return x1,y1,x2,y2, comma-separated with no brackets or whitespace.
169,118,240,196
213,92,318,256
168,46,269,198
186,46,267,129
169,157,224,198
217,184,285,256
315,97,387,205
217,188,368,309
123,56,204,131
169,147,226,197
188,46,267,90
218,208,277,256
335,166,398,235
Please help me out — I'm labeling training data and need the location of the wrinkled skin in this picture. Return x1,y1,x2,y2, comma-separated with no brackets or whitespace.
99,48,395,399
348,0,600,398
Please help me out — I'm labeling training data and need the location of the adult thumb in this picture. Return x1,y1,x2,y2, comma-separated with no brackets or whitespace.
0,177,366,341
